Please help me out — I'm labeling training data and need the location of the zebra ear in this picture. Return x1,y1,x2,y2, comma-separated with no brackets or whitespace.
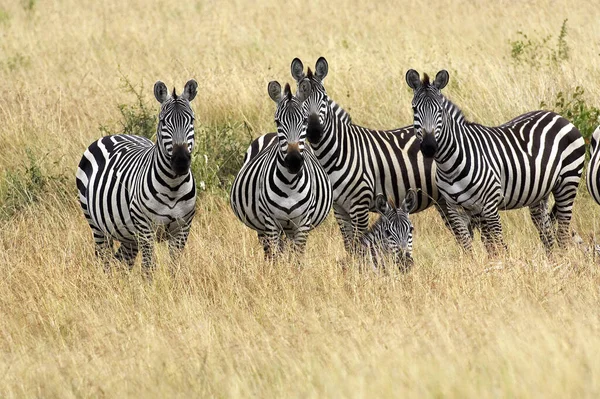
291,58,306,82
297,79,312,102
434,70,449,90
405,69,421,90
268,81,282,103
315,57,328,81
375,194,391,214
154,81,169,103
182,79,198,102
402,190,418,214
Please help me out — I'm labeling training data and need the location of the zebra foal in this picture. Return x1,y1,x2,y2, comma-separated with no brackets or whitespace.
76,80,198,274
230,80,333,258
406,69,585,254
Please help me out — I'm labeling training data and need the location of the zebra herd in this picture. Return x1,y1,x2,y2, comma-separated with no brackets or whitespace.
76,57,600,274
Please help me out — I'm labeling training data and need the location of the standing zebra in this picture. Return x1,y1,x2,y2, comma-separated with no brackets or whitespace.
359,191,417,271
76,80,198,273
586,126,600,205
230,80,333,257
405,69,585,253
244,57,472,254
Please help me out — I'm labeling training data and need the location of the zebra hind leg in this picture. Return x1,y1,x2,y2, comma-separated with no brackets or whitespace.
529,198,555,253
93,229,114,273
115,241,139,270
552,186,579,249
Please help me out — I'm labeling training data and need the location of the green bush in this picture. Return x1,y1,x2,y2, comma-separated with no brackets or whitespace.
540,86,600,146
192,122,251,194
0,149,67,220
509,19,569,67
99,75,156,139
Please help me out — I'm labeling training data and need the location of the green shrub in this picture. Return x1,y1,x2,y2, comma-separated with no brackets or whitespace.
99,75,156,139
0,149,67,220
509,19,569,67
192,121,251,194
540,86,600,146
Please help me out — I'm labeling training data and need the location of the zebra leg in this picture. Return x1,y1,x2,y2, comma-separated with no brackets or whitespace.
290,228,309,256
115,241,139,270
258,231,281,261
167,227,191,277
445,204,474,252
93,229,114,273
552,190,579,249
479,207,506,256
529,198,555,252
333,203,369,255
436,200,475,240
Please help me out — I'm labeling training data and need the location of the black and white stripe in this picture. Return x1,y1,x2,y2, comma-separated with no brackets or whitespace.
586,126,600,205
230,80,332,257
359,191,417,271
76,80,198,273
406,69,585,253
244,58,468,254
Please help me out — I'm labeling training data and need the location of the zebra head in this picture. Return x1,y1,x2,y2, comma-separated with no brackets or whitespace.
153,80,198,176
365,191,417,271
405,69,449,158
291,57,329,144
268,79,312,174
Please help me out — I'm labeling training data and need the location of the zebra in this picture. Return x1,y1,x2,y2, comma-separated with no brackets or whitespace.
405,69,586,254
76,80,198,274
587,125,600,205
359,190,417,271
243,57,474,255
230,79,333,258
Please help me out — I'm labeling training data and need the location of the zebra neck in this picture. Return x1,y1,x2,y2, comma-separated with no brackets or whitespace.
274,153,305,184
435,106,466,171
310,99,351,160
151,147,192,189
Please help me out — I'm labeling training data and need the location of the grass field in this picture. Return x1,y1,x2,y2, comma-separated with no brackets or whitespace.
1,0,600,397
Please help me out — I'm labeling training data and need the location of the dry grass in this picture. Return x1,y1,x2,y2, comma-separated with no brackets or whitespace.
1,0,600,397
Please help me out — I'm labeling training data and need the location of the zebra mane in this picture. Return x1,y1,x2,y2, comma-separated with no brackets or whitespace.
284,83,292,100
307,68,314,79
329,99,352,124
171,87,178,99
442,96,467,125
422,73,430,86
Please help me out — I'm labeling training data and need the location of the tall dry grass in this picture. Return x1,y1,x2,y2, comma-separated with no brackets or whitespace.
0,0,600,397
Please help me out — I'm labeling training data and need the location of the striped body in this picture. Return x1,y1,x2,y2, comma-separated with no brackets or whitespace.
586,126,600,204
231,81,333,257
76,80,198,272
406,70,585,253
243,58,460,254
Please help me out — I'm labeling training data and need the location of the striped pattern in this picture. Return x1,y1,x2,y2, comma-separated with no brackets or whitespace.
359,191,417,271
406,69,585,253
230,80,333,257
586,126,600,204
244,58,468,254
76,80,198,273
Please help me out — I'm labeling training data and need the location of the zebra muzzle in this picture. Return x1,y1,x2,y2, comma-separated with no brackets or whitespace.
306,113,324,144
420,132,438,158
284,146,304,174
171,144,191,175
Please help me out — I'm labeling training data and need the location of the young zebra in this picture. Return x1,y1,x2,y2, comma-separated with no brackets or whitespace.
359,191,417,271
230,80,333,258
405,69,585,254
244,58,475,254
76,80,198,273
586,126,600,205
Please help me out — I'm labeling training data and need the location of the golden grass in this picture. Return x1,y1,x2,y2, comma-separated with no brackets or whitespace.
1,0,600,397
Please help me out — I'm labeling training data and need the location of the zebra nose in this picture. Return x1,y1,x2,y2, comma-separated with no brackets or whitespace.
171,144,191,175
284,144,304,174
307,113,323,144
420,132,438,158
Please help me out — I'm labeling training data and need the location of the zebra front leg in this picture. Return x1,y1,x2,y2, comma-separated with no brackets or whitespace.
479,207,506,256
445,204,474,252
529,198,555,253
115,241,139,270
168,227,191,277
258,231,281,261
333,203,369,255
